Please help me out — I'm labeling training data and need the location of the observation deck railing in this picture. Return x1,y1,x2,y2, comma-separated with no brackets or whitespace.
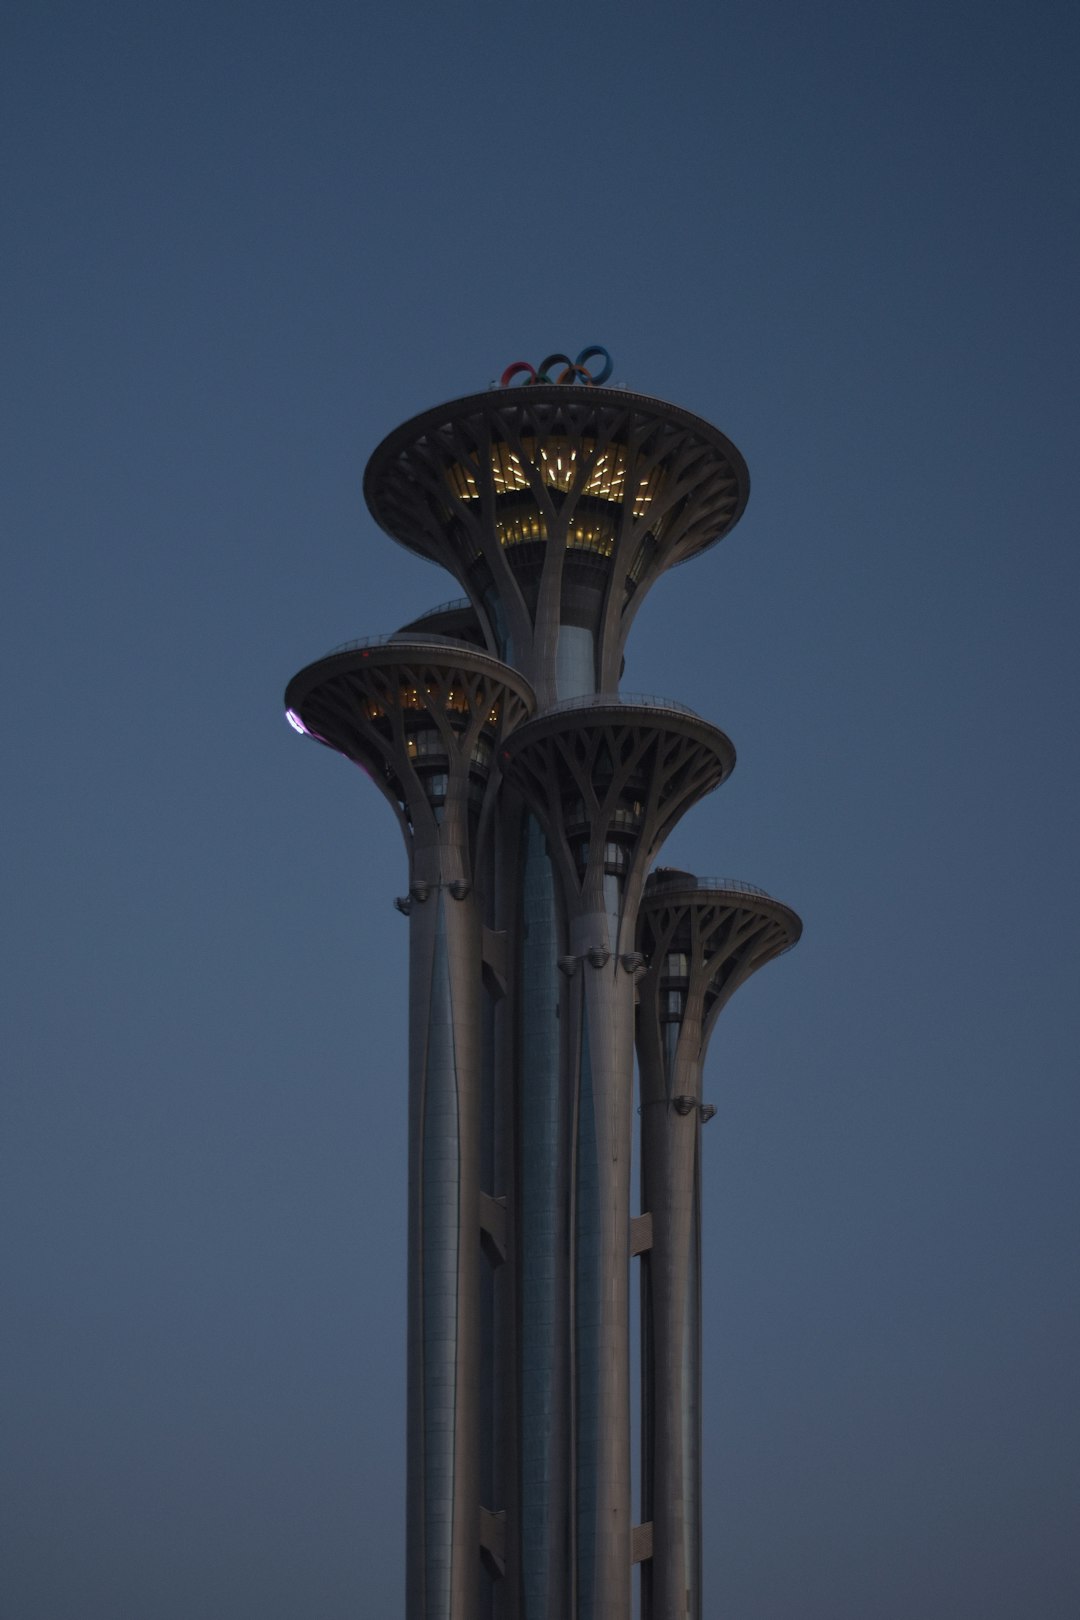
325,630,486,657
401,596,475,622
645,873,773,900
540,692,699,720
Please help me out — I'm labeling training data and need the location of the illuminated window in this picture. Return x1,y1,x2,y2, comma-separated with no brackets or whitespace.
496,511,547,547
445,438,665,543
494,509,618,556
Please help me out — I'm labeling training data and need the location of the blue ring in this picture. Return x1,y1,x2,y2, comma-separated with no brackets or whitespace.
575,345,612,386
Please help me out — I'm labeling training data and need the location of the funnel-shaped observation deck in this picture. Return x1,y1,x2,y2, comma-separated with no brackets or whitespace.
364,386,749,706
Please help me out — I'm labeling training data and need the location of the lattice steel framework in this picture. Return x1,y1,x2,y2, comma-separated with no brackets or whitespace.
284,371,799,1620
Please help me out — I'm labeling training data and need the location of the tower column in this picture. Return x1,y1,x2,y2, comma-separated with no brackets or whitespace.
639,1025,705,1620
283,643,535,1620
405,861,482,1620
503,700,736,1620
515,809,571,1620
362,377,751,1617
566,917,637,1620
636,878,803,1620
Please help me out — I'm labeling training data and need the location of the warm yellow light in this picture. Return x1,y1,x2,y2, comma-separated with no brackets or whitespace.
447,436,661,508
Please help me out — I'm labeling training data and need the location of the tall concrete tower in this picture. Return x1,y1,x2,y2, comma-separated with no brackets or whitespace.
284,351,801,1620
635,873,802,1619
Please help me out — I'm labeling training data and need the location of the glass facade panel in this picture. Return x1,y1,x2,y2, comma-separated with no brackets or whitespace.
555,625,596,701
407,729,448,759
663,1019,680,1079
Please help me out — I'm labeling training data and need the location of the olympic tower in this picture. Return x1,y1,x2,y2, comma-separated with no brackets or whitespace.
284,350,801,1620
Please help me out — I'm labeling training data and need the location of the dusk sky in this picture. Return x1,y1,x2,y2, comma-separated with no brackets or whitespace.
4,3,1079,1616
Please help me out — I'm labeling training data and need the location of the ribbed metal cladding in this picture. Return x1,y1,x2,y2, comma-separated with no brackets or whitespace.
635,878,802,1620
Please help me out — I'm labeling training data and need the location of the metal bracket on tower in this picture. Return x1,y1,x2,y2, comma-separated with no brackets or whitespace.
482,927,508,998
479,1507,507,1578
479,1192,508,1265
631,1212,653,1256
631,1522,654,1564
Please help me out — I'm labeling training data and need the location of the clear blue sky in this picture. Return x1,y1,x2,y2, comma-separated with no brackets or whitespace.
3,3,1078,1616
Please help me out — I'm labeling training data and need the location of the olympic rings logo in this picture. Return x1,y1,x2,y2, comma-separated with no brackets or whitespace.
499,346,613,388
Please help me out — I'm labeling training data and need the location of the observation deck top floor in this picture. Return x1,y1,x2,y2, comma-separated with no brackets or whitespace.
364,385,750,705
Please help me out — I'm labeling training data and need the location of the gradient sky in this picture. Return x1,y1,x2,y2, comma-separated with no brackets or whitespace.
4,3,1079,1617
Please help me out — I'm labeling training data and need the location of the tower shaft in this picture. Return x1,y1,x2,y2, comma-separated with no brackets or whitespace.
284,643,534,1620
565,926,636,1620
639,1025,706,1620
502,701,735,1620
406,880,482,1620
636,880,802,1620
